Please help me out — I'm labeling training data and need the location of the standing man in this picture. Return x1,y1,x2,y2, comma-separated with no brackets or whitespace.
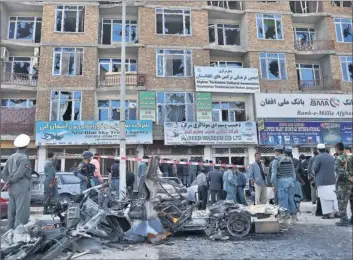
171,160,178,178
137,156,148,187
126,167,135,199
208,166,223,203
307,150,319,204
1,134,31,230
187,160,198,187
249,152,268,205
223,167,237,202
335,142,353,226
196,166,208,210
91,154,103,186
345,147,353,224
312,144,338,219
111,159,120,194
235,169,248,205
43,152,58,214
271,145,297,222
298,154,311,202
159,158,170,177
74,151,96,191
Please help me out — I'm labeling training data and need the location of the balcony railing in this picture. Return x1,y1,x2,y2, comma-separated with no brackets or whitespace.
1,72,38,87
1,123,35,136
294,40,335,51
97,73,145,88
298,79,341,91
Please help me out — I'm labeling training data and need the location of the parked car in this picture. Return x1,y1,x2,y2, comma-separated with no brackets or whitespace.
31,172,81,204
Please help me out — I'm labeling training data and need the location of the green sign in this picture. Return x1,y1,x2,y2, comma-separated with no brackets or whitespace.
139,91,156,121
196,92,212,122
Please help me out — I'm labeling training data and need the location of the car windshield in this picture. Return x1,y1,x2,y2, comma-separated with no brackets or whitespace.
60,174,80,184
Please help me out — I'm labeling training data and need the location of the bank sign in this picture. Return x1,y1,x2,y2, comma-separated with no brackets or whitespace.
36,120,153,146
194,66,260,93
255,94,352,119
259,121,353,145
164,122,257,145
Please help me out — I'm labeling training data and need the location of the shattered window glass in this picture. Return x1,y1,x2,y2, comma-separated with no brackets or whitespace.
211,61,243,68
331,1,353,7
209,24,240,45
50,91,82,121
296,64,322,87
156,49,192,77
53,48,83,75
208,24,216,43
293,27,316,42
256,14,283,40
102,20,138,44
8,17,41,41
55,5,85,33
259,52,287,80
99,58,137,74
334,18,353,43
212,102,246,122
98,100,137,120
340,56,353,82
156,9,191,36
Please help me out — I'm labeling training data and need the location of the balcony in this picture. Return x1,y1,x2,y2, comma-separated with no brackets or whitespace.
294,40,335,52
97,73,145,88
298,78,341,91
1,71,37,87
206,1,243,10
290,1,323,13
0,107,35,136
1,123,35,136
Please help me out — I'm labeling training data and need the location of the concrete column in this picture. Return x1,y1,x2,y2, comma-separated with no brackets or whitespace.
89,147,97,154
136,144,144,159
248,146,256,165
292,147,299,159
61,159,65,172
330,147,335,155
204,146,212,161
37,146,46,173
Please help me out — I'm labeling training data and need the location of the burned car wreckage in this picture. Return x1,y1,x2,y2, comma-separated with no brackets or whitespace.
1,156,280,259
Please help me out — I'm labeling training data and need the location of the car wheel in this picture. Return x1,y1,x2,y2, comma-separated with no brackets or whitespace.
226,212,251,238
58,194,71,204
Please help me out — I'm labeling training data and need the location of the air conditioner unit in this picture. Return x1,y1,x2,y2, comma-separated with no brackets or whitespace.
1,47,9,61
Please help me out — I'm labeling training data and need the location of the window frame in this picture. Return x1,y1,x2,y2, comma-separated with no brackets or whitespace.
8,16,42,41
54,5,85,33
52,47,84,76
155,8,192,36
49,90,82,121
156,92,195,125
156,49,193,77
210,61,243,68
296,63,322,83
339,56,353,82
293,27,316,42
8,56,37,75
256,13,284,40
211,101,247,122
97,100,137,121
101,19,138,44
98,58,137,74
1,98,36,108
259,52,287,80
334,18,353,43
208,23,241,46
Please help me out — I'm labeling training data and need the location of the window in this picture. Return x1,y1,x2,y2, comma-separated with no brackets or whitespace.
50,91,81,121
101,19,137,44
256,14,283,40
296,64,321,87
331,1,352,8
99,58,137,74
98,100,136,120
7,57,38,75
157,92,194,124
259,53,287,80
1,99,36,108
207,1,243,10
55,5,85,33
212,102,246,122
156,49,192,77
340,56,353,82
53,48,83,76
210,61,243,67
208,24,240,45
8,17,42,42
334,18,352,43
293,28,316,42
156,9,191,36
290,1,320,14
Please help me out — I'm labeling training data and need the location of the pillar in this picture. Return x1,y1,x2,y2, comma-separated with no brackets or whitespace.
204,146,212,161
37,146,46,173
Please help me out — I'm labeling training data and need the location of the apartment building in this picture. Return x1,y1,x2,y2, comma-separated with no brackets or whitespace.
0,1,352,173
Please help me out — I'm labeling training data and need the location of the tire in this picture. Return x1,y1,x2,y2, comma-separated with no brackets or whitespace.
226,212,251,238
58,194,71,204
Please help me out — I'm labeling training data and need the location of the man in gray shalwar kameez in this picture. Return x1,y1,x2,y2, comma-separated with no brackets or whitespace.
43,152,58,214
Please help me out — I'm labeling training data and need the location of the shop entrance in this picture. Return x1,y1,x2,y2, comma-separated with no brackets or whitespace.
212,147,248,171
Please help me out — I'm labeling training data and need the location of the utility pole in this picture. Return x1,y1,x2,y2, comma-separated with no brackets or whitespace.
119,0,127,200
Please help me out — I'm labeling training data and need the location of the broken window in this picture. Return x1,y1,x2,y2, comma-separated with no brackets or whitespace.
8,17,42,42
101,19,137,44
293,27,316,42
209,24,240,45
157,92,194,124
260,53,287,80
55,5,85,33
331,1,353,7
156,9,191,36
98,100,137,120
290,1,320,13
1,99,36,108
334,18,352,43
212,102,246,122
207,1,243,10
156,49,192,77
296,64,321,88
99,59,137,74
340,56,353,82
53,48,83,76
50,91,81,121
256,14,283,40
210,61,243,67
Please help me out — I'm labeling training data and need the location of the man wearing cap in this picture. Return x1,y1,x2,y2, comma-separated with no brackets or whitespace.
271,145,297,222
313,144,338,219
1,134,32,230
74,151,96,191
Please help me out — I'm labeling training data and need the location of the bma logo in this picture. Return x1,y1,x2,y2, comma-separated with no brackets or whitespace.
330,97,340,107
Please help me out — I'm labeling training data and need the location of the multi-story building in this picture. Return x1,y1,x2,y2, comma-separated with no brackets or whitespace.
1,1,352,174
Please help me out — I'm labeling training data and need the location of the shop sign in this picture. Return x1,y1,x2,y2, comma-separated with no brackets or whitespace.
194,66,260,93
164,122,257,145
36,120,153,146
196,92,212,121
258,121,353,145
255,94,353,119
139,91,156,121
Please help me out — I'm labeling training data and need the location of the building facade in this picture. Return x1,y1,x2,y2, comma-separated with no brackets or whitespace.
0,1,352,175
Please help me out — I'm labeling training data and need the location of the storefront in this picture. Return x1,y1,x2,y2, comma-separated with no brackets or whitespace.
255,93,353,157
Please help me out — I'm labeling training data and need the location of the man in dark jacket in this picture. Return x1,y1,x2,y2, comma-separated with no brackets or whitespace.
235,169,248,205
160,159,170,177
178,159,188,186
299,154,311,201
208,166,223,204
126,170,135,199
307,150,319,204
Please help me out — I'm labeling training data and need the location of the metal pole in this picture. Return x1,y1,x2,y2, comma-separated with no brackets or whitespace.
119,0,127,200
